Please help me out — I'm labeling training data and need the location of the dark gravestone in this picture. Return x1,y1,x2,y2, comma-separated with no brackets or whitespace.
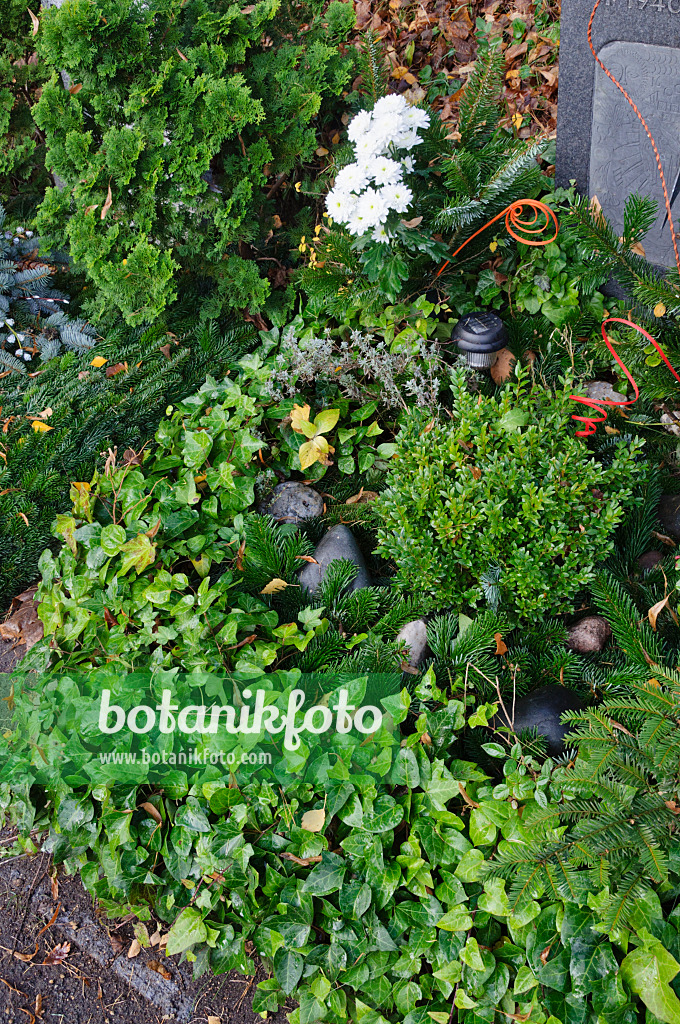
557,0,680,268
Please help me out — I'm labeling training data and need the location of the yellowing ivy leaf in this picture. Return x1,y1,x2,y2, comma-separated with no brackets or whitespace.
300,808,326,832
299,435,334,470
313,408,340,435
261,577,289,595
290,404,312,434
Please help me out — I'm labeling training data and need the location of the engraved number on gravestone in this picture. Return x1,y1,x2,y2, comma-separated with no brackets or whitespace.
590,42,680,267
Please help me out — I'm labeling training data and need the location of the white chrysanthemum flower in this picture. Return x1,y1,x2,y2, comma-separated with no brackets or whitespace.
326,187,358,223
353,134,383,161
365,156,403,187
372,94,407,118
372,225,391,243
356,188,390,229
347,108,373,143
334,162,369,193
401,155,415,173
403,106,430,131
380,182,413,213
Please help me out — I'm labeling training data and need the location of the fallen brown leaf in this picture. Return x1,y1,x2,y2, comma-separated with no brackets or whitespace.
159,344,172,359
295,555,318,564
490,347,516,384
138,801,162,824
494,632,508,656
27,7,39,34
101,183,112,220
68,83,83,95
127,939,141,959
105,362,127,378
147,960,171,980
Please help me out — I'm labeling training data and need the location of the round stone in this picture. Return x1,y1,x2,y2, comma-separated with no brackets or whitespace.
298,525,372,595
495,685,584,756
658,494,680,541
585,380,627,404
260,481,324,524
567,615,611,654
637,549,663,572
396,619,429,669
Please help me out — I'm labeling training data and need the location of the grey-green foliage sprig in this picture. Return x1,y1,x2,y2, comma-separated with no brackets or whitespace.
0,203,97,369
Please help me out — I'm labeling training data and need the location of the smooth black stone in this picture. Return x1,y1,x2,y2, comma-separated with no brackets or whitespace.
260,481,324,524
495,685,584,757
638,549,664,572
658,494,680,541
298,525,372,596
557,1,680,273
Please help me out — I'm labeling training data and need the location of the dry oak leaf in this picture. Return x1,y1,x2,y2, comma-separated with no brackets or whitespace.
300,808,326,832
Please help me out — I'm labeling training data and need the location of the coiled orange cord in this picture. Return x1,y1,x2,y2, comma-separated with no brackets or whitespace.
569,317,680,436
435,198,559,279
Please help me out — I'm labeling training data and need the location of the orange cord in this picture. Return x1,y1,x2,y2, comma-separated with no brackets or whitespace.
569,317,680,435
587,0,680,274
435,198,559,279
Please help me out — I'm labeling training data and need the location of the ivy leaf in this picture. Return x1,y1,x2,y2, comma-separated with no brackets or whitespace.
498,408,529,433
301,852,346,895
165,907,208,956
183,430,213,470
274,948,303,995
119,534,156,575
291,404,313,434
299,435,333,471
620,939,680,1024
313,409,340,434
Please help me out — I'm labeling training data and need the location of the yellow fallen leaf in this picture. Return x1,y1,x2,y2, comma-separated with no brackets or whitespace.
91,356,107,367
32,421,53,432
512,112,522,130
301,808,326,833
654,302,667,318
208,1018,222,1024
290,403,312,434
261,578,289,595
489,240,498,252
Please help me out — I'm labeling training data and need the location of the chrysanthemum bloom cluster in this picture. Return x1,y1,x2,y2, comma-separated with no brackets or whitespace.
325,95,430,240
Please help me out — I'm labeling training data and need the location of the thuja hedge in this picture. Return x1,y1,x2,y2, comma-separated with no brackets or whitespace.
34,0,355,325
